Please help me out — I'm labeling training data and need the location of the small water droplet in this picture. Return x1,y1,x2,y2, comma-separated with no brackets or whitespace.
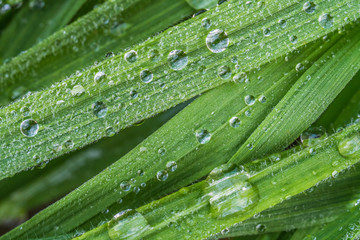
295,63,304,72
137,170,144,176
94,71,106,83
20,107,30,117
124,50,138,63
168,50,188,70
258,95,267,103
148,49,160,61
93,101,107,118
263,28,271,37
217,65,231,79
256,224,266,233
130,90,138,99
64,140,74,149
106,127,116,137
278,19,287,28
318,13,334,29
301,127,327,146
195,129,211,144
289,35,298,44
244,95,255,105
247,143,253,150
156,170,168,181
140,70,153,83
229,117,241,128
303,1,316,14
158,148,166,156
338,134,360,159
120,181,131,191
201,18,211,29
206,29,229,53
166,161,177,172
71,85,85,97
29,0,45,9
20,119,39,137
233,72,248,83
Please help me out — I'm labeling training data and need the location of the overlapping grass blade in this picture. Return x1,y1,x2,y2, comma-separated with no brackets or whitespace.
1,0,358,181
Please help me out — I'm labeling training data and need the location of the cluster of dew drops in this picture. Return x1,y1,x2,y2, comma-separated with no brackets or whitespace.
17,0,337,196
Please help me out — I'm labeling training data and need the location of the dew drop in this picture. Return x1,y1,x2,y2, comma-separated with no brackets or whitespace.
93,101,107,118
289,35,298,44
229,117,241,128
124,50,138,63
338,134,360,159
263,28,271,37
256,224,266,233
258,95,267,103
140,70,153,83
168,50,188,71
206,29,229,53
20,107,30,117
158,148,166,156
130,90,138,99
166,161,177,172
148,49,160,61
217,65,231,79
295,63,304,72
106,127,116,137
278,19,287,28
233,72,248,83
318,13,334,29
29,0,45,9
244,95,255,105
300,126,327,146
195,129,211,144
20,119,39,137
64,139,74,149
201,18,211,29
94,71,106,83
120,181,131,191
303,1,316,14
156,170,168,181
71,85,85,97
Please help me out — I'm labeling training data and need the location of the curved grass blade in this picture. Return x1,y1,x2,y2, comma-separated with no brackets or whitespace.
0,31,336,239
0,0,197,104
73,120,360,240
1,0,358,180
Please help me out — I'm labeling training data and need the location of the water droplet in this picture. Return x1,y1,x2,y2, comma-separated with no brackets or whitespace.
318,13,334,29
206,29,229,53
120,181,131,191
71,85,85,97
331,170,339,178
300,127,327,146
20,119,39,137
338,134,360,159
94,71,106,83
295,63,304,72
195,129,211,144
258,95,267,103
105,52,115,58
303,1,316,14
158,148,166,156
263,28,271,37
53,144,62,153
233,72,248,83
148,49,160,61
201,18,211,29
256,224,266,233
29,0,45,9
229,117,241,128
168,50,188,70
137,170,144,176
206,166,259,218
106,127,116,137
140,70,153,83
247,143,253,150
64,139,74,149
124,50,138,63
217,65,231,79
289,35,298,44
156,170,168,181
244,95,255,105
130,90,138,99
166,161,177,172
278,19,287,28
93,101,107,118
20,107,30,117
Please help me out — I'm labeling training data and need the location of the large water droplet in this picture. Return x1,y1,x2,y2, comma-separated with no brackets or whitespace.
318,13,334,29
140,70,153,83
338,134,360,159
206,29,229,53
20,119,39,137
195,129,211,144
124,50,138,63
303,1,316,14
300,126,327,146
108,210,150,240
168,50,188,70
71,85,85,97
244,95,255,105
205,164,259,218
229,117,241,128
93,101,107,118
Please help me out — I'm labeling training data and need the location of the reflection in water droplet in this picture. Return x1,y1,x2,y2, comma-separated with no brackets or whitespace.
195,129,211,144
156,170,168,181
168,50,188,70
166,161,177,172
20,119,39,137
130,90,138,99
300,126,327,146
263,28,271,37
318,13,334,29
140,70,153,83
303,1,316,14
233,72,248,83
94,71,106,83
256,224,266,233
106,127,116,137
148,49,160,61
158,148,166,156
93,101,107,118
259,95,267,103
278,19,287,28
289,35,298,44
338,134,360,159
120,181,131,191
229,117,241,128
71,85,85,97
217,65,231,79
206,29,229,53
244,95,256,105
295,63,304,72
201,18,211,29
124,50,138,63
